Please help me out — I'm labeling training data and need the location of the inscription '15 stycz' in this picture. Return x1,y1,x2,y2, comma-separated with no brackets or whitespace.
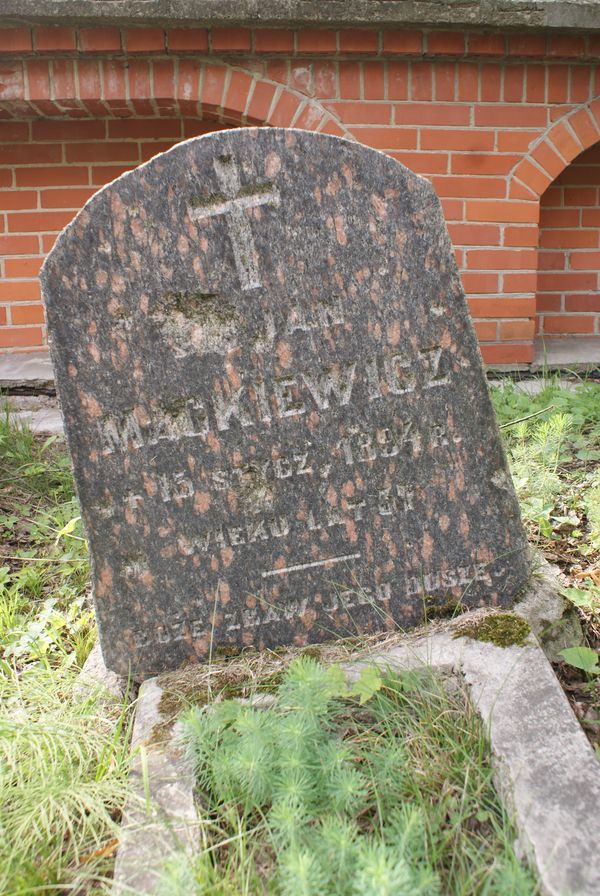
98,345,450,454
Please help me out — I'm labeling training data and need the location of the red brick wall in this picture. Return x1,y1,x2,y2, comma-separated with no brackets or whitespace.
1,24,600,365
537,143,600,340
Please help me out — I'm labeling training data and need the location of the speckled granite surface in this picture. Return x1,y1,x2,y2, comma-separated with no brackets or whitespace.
42,129,529,678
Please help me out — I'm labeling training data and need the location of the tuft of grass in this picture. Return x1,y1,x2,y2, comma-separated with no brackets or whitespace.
0,663,132,895
161,658,537,895
0,405,134,894
0,405,93,670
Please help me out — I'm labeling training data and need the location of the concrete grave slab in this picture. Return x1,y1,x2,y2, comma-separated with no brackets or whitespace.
112,576,600,896
42,128,529,679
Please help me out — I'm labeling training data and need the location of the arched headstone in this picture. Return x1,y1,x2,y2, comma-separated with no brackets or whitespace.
42,128,529,678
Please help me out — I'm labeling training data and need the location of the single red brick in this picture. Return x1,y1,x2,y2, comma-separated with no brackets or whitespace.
468,248,537,269
312,61,336,99
526,64,546,103
564,186,599,208
247,81,277,122
363,62,385,99
8,210,74,232
461,272,499,293
466,199,539,223
536,295,562,312
427,31,465,56
0,143,60,165
202,64,227,109
382,31,422,55
168,28,208,51
80,28,121,52
543,315,595,333
296,29,336,53
349,127,417,150
548,66,569,103
569,251,600,270
499,320,536,340
339,30,378,54
26,59,51,100
77,59,102,102
266,59,288,86
504,226,540,247
421,129,494,151
268,91,301,126
328,102,392,125
468,33,505,56
11,303,45,325
225,70,253,116
570,66,591,104
411,61,432,100
0,121,29,142
40,187,97,208
431,175,505,198
124,29,165,53
504,64,525,102
457,62,478,101
32,119,105,140
15,166,89,188
0,190,37,210
66,142,139,163
452,153,519,175
480,63,502,101
548,35,587,57
0,281,40,301
448,222,501,245
470,297,536,317
387,61,409,100
481,343,535,364
475,105,548,128
473,320,498,341
395,103,469,126
0,326,43,347
338,61,361,99
538,271,597,290
504,273,539,292
34,27,76,52
4,257,43,278
434,62,456,101
388,150,449,174
508,34,546,57
254,29,293,53
565,294,600,311
211,27,251,51
0,28,32,53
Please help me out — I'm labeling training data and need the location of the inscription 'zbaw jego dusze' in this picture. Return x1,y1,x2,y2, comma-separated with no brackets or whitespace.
42,128,530,678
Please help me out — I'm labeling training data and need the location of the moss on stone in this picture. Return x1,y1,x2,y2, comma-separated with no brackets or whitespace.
453,612,531,648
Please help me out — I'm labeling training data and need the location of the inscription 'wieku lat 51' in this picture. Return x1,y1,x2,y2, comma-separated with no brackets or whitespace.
42,128,530,678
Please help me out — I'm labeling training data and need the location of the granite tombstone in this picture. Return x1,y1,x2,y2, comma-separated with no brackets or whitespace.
42,128,530,678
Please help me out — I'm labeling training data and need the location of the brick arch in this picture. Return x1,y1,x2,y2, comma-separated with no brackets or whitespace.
0,57,349,137
508,100,600,202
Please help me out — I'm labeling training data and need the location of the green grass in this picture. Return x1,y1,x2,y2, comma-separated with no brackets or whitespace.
162,657,536,895
0,405,133,895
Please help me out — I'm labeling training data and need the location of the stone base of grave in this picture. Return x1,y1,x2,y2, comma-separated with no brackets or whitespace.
111,561,600,896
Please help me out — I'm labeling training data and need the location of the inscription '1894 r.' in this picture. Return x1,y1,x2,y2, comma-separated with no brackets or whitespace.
42,128,530,679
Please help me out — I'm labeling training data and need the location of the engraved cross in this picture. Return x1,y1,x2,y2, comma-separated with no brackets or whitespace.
188,155,280,291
